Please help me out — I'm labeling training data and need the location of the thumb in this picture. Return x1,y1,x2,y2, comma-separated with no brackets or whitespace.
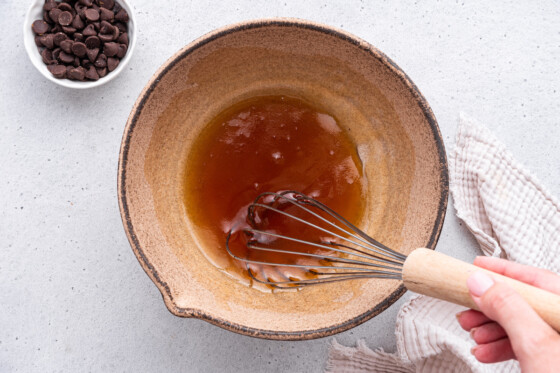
467,272,556,360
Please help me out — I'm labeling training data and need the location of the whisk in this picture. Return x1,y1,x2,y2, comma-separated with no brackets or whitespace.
226,191,560,331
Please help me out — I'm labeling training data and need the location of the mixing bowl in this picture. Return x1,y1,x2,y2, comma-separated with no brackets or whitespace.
118,18,448,340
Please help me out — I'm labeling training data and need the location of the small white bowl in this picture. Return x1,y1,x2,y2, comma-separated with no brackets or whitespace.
23,0,137,89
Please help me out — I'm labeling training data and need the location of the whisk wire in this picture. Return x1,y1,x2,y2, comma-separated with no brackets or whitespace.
272,191,405,260
287,192,407,261
246,228,403,267
247,268,401,289
251,197,400,259
226,191,407,288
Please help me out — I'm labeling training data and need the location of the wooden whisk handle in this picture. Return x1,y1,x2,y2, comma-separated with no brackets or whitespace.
402,248,560,332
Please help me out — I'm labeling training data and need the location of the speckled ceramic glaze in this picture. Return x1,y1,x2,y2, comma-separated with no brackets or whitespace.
118,19,448,340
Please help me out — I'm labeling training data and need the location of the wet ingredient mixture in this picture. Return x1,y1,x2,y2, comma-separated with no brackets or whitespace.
184,96,366,286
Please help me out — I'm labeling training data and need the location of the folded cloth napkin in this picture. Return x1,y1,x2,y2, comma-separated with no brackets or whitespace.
326,114,560,373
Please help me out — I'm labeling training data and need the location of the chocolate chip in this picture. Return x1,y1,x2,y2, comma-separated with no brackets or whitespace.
49,8,62,24
68,66,86,81
74,2,87,18
41,49,55,65
98,0,115,9
74,33,84,42
47,64,67,79
114,8,128,23
43,1,57,12
66,65,74,75
94,53,107,68
98,33,113,43
60,39,73,54
99,7,114,21
92,21,101,30
52,48,62,61
73,57,81,67
58,11,73,26
62,26,77,35
111,25,119,40
82,59,93,68
116,43,127,58
112,2,122,13
59,51,75,64
96,67,107,77
107,57,119,72
117,32,128,46
98,21,119,41
43,10,54,24
51,24,62,33
79,0,94,6
85,36,100,49
85,65,100,80
57,3,73,12
82,24,96,36
72,15,85,29
39,33,55,49
32,20,50,35
103,42,118,57
71,42,87,57
99,20,112,34
86,47,99,62
114,22,127,33
84,8,99,21
53,32,68,46
34,36,43,47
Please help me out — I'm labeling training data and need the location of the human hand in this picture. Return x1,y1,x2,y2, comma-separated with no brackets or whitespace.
456,256,560,371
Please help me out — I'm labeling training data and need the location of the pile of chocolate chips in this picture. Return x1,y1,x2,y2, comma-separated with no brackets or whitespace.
31,0,129,81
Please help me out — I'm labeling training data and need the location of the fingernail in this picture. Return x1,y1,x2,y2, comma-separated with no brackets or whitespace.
455,311,464,321
467,272,494,297
470,346,478,355
469,327,477,340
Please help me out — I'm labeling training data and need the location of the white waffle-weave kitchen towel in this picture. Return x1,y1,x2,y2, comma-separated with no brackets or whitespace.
326,114,560,373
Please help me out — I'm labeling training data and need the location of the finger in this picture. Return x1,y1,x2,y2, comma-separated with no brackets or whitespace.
471,338,515,363
467,272,558,362
473,256,560,294
456,309,492,331
470,322,507,344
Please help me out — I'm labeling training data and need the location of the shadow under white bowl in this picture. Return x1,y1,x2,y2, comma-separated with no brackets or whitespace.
23,0,137,89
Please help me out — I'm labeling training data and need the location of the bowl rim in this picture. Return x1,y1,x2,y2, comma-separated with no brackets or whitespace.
118,18,449,340
23,0,137,89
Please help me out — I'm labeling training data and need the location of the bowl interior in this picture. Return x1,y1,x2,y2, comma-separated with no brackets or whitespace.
23,0,137,89
119,19,447,339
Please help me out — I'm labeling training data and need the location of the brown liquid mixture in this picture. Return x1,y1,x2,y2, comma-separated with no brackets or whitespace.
184,96,365,285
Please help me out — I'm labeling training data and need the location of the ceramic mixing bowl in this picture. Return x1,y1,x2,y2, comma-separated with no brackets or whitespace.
118,18,448,340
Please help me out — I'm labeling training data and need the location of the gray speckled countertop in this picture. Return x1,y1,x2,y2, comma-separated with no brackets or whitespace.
1,1,559,372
